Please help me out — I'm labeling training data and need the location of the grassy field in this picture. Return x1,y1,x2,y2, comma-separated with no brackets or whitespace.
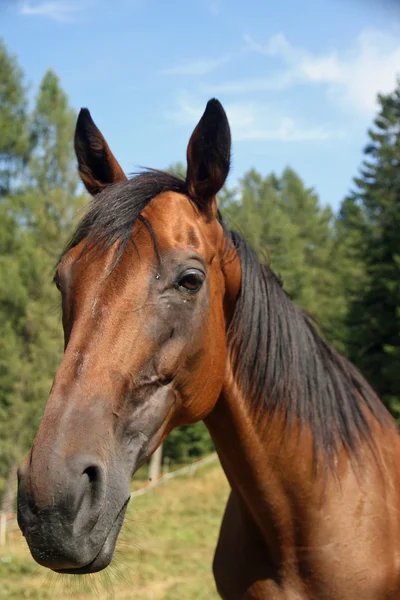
0,460,229,599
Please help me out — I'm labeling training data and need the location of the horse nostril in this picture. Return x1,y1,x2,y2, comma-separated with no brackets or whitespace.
69,459,106,535
83,465,100,485
80,464,104,517
80,462,105,502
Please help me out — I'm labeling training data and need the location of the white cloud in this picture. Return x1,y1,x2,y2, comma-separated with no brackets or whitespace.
167,92,343,142
210,28,400,114
20,0,82,22
235,118,342,142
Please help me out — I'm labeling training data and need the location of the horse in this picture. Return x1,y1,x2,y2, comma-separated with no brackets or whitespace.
17,99,400,599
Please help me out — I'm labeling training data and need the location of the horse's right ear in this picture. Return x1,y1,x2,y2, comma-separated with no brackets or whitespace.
74,109,127,196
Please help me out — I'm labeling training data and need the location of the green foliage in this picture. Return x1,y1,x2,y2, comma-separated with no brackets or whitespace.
221,167,341,339
0,51,85,505
164,422,215,464
167,161,186,179
342,79,400,416
0,41,30,196
29,70,78,195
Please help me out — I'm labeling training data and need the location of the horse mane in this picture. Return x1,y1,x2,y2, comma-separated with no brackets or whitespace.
227,230,392,464
63,169,188,258
63,169,392,464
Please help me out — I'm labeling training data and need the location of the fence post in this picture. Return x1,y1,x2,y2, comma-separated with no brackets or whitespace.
148,444,163,481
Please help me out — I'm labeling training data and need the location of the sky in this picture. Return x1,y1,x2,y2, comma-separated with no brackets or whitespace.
1,0,400,211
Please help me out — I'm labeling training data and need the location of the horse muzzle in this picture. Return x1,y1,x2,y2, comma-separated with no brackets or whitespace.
17,452,130,573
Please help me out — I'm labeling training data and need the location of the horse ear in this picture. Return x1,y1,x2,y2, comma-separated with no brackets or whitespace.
74,109,127,196
186,99,231,207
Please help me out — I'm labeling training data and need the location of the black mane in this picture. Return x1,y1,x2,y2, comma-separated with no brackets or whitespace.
64,169,392,464
64,169,188,257
228,231,392,464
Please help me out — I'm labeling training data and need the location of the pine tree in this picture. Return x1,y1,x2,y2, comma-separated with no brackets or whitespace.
24,69,81,253
0,43,30,504
0,66,85,508
223,168,302,284
278,167,337,325
0,201,28,500
0,40,30,196
221,167,341,336
17,69,86,441
330,197,368,353
344,79,400,415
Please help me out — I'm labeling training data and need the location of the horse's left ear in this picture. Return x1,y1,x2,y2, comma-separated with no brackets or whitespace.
186,99,231,208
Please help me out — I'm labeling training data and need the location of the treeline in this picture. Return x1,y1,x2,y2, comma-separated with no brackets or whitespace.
0,41,87,512
1,38,400,506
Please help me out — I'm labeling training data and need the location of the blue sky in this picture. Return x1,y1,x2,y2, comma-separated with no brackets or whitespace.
2,0,400,211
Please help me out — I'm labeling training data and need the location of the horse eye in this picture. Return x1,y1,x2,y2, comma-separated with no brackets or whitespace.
176,270,204,293
53,273,61,291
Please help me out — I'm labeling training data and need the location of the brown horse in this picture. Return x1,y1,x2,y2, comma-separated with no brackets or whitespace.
17,99,400,599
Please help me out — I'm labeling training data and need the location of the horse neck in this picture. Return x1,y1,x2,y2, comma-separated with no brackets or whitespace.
204,359,316,566
206,232,338,563
206,233,301,545
206,231,400,579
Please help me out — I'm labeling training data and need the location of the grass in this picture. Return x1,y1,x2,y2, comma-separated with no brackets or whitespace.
0,460,229,599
